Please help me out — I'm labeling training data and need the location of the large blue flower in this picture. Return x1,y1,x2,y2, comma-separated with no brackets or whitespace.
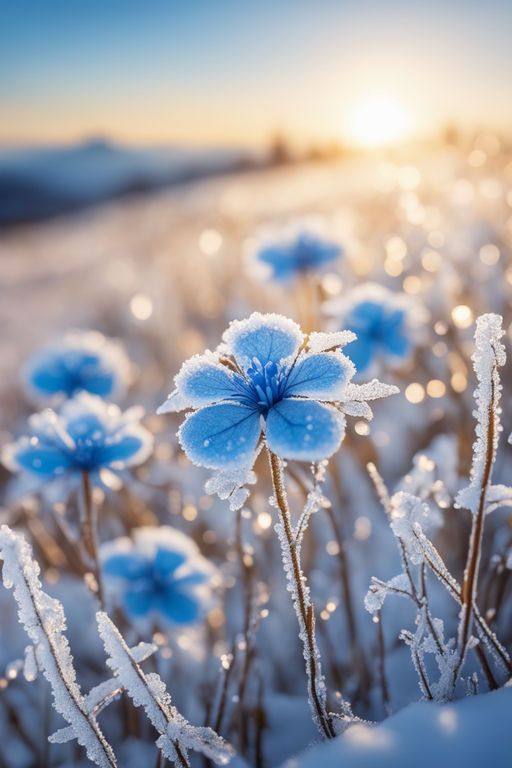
102,527,213,624
2,392,153,490
334,286,413,374
254,229,341,283
22,330,130,402
158,313,355,470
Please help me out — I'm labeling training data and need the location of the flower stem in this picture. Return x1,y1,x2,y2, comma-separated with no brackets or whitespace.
79,471,104,611
452,371,496,692
267,449,335,739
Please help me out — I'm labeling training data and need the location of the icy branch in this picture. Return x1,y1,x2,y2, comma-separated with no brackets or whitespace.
97,612,234,767
0,525,117,768
452,314,507,693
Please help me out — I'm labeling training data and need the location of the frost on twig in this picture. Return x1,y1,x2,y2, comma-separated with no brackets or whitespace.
452,313,508,692
455,313,505,516
0,525,117,768
267,450,340,739
97,612,234,767
365,473,458,702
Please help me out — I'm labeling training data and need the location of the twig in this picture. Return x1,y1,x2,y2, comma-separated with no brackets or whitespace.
79,471,104,610
267,448,335,739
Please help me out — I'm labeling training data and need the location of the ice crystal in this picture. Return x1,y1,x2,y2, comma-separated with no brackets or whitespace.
97,612,234,766
455,313,505,515
0,525,117,768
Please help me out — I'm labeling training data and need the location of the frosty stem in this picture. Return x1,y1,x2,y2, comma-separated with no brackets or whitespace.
267,449,335,739
453,366,496,691
80,471,104,611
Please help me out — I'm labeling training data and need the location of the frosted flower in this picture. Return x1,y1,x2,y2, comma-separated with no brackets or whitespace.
22,330,131,402
2,392,153,490
250,222,342,284
102,527,214,624
158,312,357,470
327,284,413,374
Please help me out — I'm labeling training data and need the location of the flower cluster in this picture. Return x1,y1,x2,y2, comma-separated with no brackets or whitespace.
102,527,214,624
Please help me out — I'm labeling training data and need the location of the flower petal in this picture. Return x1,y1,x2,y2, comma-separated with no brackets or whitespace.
284,352,354,400
103,553,151,581
156,590,200,624
223,313,303,370
344,335,375,373
3,439,72,477
173,571,208,588
179,403,261,470
124,587,153,617
153,547,187,577
174,354,246,407
384,328,411,358
96,434,145,467
266,399,345,461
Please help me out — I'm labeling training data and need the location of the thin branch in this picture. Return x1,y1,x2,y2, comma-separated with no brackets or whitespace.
267,449,335,739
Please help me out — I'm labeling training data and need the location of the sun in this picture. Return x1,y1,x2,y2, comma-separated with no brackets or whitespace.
344,94,412,148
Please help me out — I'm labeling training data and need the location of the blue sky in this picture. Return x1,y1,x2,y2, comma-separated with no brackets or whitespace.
1,0,512,146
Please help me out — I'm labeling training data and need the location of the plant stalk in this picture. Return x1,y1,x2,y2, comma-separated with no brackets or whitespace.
267,449,335,739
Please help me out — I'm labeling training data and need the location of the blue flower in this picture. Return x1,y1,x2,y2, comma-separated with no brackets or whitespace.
22,330,130,402
158,313,355,470
2,392,153,490
333,286,413,374
253,227,341,284
102,527,213,624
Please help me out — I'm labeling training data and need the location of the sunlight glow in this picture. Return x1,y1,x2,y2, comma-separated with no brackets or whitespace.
345,95,412,148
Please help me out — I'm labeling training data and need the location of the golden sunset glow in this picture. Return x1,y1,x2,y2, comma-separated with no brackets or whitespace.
344,95,413,148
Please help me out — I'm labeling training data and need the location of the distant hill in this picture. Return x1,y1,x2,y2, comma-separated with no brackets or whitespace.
0,139,262,226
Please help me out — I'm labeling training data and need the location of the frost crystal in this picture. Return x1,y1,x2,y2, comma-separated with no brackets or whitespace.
0,525,117,768
204,462,258,511
97,612,234,766
455,313,505,515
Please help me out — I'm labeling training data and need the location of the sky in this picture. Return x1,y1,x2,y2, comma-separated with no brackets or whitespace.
1,0,512,148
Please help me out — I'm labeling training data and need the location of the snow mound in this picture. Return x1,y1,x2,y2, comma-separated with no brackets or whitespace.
283,686,512,768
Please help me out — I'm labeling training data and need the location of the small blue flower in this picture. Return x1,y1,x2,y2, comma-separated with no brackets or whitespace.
253,227,342,284
158,313,355,470
2,392,153,490
333,286,413,374
22,330,130,402
102,527,213,624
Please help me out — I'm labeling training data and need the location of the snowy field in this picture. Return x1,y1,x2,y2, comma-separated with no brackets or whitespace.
1,144,512,767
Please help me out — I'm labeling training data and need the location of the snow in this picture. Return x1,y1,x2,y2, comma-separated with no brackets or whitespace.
282,686,512,768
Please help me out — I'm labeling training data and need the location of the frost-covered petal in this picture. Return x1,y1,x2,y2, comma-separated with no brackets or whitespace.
173,571,208,588
124,587,153,617
153,548,187,578
179,402,261,470
343,335,375,373
223,313,303,370
307,330,357,353
3,439,72,477
156,590,200,624
96,435,146,467
265,399,345,461
173,353,245,408
102,553,151,581
22,330,130,402
284,352,354,400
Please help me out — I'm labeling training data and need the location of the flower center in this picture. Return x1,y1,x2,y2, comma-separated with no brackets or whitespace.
246,359,288,415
